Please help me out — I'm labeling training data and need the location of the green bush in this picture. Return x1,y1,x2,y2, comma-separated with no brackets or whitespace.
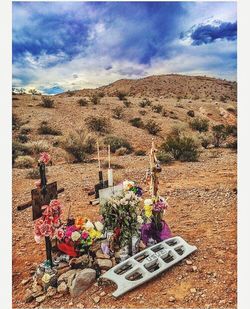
103,135,132,153
134,149,146,156
152,104,163,113
15,155,35,169
63,129,96,162
129,117,144,128
189,117,209,133
145,120,162,135
38,122,62,136
212,124,229,147
85,116,110,134
26,168,40,179
199,133,213,149
26,140,49,154
41,96,54,108
161,134,199,162
139,98,152,108
157,151,174,164
112,107,124,119
78,98,88,106
225,124,237,137
116,91,127,101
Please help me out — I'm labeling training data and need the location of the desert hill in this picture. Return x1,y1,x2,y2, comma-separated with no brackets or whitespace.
60,74,237,102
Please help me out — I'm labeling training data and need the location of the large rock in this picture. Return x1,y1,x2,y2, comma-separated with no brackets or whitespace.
57,281,68,294
96,258,112,270
69,255,90,269
69,268,96,297
58,269,78,284
96,249,110,259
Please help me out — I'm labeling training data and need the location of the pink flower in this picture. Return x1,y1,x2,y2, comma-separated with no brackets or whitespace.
55,228,65,240
39,152,51,165
81,231,89,240
65,225,77,238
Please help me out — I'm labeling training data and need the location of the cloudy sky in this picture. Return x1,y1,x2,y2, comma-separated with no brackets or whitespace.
12,1,237,94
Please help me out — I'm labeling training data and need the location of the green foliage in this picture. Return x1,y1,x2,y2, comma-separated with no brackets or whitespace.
116,91,127,101
38,121,62,136
15,155,35,169
212,124,229,147
199,133,213,149
63,129,96,162
145,120,162,135
85,116,110,134
112,107,124,119
129,117,144,128
103,135,132,153
225,124,237,137
157,151,174,164
41,96,54,108
12,141,32,164
189,117,209,133
78,98,88,106
26,168,40,179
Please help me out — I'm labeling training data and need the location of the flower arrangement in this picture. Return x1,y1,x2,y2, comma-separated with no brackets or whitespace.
56,218,104,256
34,199,63,243
39,152,51,165
101,180,142,247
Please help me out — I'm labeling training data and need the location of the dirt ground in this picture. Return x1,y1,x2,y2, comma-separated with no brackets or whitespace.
12,147,237,309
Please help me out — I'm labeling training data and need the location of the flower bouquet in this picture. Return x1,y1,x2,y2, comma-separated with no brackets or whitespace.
140,196,172,245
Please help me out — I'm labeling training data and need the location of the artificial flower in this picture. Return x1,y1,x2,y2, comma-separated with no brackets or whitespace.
55,228,64,240
65,225,77,238
39,152,51,165
95,221,104,232
85,220,94,231
42,273,51,284
71,231,81,241
75,217,85,229
35,180,41,189
145,210,153,218
137,215,144,224
123,180,135,191
144,198,153,206
81,231,89,240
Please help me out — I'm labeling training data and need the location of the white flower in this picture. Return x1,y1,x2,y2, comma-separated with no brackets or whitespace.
71,231,81,241
137,215,144,224
34,235,42,244
85,220,94,230
123,180,135,191
144,198,153,206
95,221,104,232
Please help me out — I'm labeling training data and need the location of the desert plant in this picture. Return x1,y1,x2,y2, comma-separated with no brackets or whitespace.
103,135,132,153
129,117,144,128
152,104,163,113
220,95,227,103
187,110,195,117
12,113,21,130
38,122,62,136
134,149,146,156
78,98,88,106
161,133,199,162
189,117,209,133
225,124,237,137
85,116,110,134
116,91,127,101
115,147,128,156
112,107,124,119
145,120,162,135
139,110,147,116
15,155,35,169
26,168,40,179
157,151,174,164
123,98,131,107
199,133,213,149
12,141,32,164
90,94,101,105
17,134,29,143
212,124,229,147
63,129,96,162
139,98,152,108
41,96,54,108
226,140,237,150
27,140,49,154
20,126,32,134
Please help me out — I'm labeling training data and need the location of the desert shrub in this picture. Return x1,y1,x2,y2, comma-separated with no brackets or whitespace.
199,133,213,149
12,113,21,130
220,95,227,103
145,120,162,135
103,136,132,153
225,124,237,137
112,107,124,119
63,129,96,162
115,147,128,156
38,122,62,136
129,117,144,128
161,133,199,162
20,126,32,134
134,149,146,156
187,110,195,117
85,116,110,134
12,141,32,164
27,140,49,154
116,91,127,101
189,117,209,133
139,98,152,108
212,124,229,147
15,155,35,169
17,134,29,143
41,96,54,108
78,98,88,106
90,94,101,105
67,90,74,97
97,91,105,98
152,104,163,113
157,151,174,164
123,98,131,107
139,110,147,116
26,168,40,179
226,140,237,150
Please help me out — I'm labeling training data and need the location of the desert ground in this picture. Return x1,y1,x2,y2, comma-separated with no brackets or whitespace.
12,74,237,308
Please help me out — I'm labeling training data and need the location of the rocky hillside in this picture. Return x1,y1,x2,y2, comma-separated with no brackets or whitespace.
61,74,237,102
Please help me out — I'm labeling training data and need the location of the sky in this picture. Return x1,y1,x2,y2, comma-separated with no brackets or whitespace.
12,1,237,94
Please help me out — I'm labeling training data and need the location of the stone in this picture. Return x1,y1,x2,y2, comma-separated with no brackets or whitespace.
69,268,96,297
76,303,85,308
192,266,198,272
58,269,78,284
69,255,89,269
46,287,57,297
57,281,68,294
100,291,106,297
185,259,193,265
24,288,34,303
96,249,110,259
169,296,176,302
21,278,31,285
190,288,197,294
57,266,71,276
35,295,46,303
96,258,112,270
92,296,100,304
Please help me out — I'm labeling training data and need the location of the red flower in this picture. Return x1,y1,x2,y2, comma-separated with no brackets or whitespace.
114,227,121,239
39,152,51,165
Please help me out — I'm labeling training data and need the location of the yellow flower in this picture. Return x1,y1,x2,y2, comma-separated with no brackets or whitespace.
88,228,97,239
145,210,152,218
144,204,152,212
42,273,51,284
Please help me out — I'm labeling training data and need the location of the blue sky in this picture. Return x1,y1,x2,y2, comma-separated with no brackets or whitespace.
12,1,237,94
